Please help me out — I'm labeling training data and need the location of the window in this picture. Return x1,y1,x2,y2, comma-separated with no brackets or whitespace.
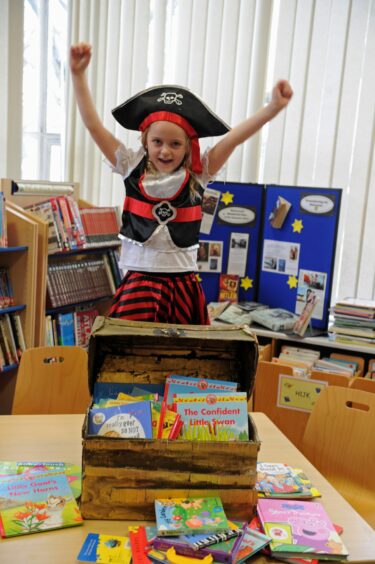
22,0,68,181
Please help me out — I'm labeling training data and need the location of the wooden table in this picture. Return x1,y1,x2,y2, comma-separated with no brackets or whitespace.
0,413,374,563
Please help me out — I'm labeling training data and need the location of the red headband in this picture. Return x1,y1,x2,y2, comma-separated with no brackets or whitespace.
139,111,203,174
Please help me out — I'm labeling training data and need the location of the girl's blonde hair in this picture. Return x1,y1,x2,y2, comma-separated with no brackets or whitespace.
141,127,201,202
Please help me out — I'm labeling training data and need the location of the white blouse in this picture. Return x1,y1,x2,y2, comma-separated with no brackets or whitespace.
109,144,213,273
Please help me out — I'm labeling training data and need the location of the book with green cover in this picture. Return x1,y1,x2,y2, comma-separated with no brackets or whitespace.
154,496,229,537
0,460,81,499
0,470,83,537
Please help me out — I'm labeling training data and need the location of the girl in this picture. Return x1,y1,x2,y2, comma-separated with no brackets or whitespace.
70,42,293,325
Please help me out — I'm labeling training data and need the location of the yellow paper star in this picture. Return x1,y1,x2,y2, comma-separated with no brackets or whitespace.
291,219,303,233
240,277,253,290
287,275,298,289
195,273,202,283
221,191,234,205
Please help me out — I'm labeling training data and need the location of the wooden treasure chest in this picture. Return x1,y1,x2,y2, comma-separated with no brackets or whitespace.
81,317,260,520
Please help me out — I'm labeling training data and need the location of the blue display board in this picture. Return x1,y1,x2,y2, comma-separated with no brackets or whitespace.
198,181,264,304
257,185,342,330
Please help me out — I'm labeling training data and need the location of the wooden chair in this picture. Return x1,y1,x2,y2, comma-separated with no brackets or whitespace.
301,386,375,528
12,346,91,414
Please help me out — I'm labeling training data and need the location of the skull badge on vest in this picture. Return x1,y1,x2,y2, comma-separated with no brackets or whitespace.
152,201,177,225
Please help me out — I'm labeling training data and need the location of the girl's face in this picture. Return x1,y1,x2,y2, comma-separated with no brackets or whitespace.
145,121,188,173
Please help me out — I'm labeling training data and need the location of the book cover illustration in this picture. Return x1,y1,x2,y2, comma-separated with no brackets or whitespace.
269,196,292,229
293,291,319,337
173,392,249,441
233,527,270,563
77,532,131,563
153,531,242,564
257,467,321,500
218,274,239,303
257,499,349,559
88,401,153,438
250,308,299,332
0,471,83,537
154,497,229,537
256,463,304,495
165,375,237,409
0,460,81,499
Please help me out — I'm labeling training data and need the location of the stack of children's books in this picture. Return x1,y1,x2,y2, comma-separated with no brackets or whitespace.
270,345,359,379
329,297,375,348
76,489,349,563
77,496,271,563
256,462,321,500
88,375,249,442
0,460,83,537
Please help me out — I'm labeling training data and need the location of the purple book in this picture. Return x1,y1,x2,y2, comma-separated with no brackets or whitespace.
257,499,349,559
152,523,247,564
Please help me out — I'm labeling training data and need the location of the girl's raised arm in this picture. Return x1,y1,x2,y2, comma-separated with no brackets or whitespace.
70,43,120,166
207,80,293,176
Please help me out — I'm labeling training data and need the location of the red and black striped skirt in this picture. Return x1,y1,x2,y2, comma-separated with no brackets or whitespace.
109,271,210,325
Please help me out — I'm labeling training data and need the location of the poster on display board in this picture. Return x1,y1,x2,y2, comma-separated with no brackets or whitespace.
198,181,264,304
257,185,342,331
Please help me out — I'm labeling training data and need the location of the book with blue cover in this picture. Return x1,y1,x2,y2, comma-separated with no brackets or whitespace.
56,312,75,345
173,392,249,441
88,401,153,438
154,496,229,537
77,532,131,563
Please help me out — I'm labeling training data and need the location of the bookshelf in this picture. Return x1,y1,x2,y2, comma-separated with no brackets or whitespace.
0,206,39,413
1,178,121,350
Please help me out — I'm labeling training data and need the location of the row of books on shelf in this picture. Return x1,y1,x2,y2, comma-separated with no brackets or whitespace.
88,375,249,441
0,313,26,370
329,296,375,348
0,266,14,309
45,306,99,348
25,195,120,253
47,249,121,309
270,344,361,378
0,459,349,563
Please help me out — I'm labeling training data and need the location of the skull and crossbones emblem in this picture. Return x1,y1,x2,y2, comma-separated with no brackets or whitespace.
152,201,177,224
157,92,183,105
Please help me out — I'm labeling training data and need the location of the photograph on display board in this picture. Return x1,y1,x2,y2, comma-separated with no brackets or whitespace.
197,240,223,273
227,232,249,277
262,240,300,276
200,187,221,235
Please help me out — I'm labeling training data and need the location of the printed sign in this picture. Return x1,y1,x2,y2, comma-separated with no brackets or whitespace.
299,193,336,216
277,375,328,412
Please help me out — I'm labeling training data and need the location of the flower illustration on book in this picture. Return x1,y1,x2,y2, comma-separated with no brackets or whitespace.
198,380,209,391
13,501,50,532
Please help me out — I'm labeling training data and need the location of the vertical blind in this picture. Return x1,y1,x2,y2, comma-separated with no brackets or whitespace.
66,0,375,303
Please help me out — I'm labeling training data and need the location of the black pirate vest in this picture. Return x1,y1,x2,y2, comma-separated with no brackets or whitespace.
120,156,204,248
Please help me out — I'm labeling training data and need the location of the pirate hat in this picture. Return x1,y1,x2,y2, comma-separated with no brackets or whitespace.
112,85,230,138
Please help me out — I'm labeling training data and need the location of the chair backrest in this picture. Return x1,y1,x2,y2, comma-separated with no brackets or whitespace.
349,376,375,393
253,360,310,449
12,346,91,414
301,386,375,526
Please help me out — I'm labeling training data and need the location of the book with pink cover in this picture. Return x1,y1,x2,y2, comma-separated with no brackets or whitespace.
257,499,349,560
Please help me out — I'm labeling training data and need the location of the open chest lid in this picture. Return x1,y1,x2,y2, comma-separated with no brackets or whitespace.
88,317,259,398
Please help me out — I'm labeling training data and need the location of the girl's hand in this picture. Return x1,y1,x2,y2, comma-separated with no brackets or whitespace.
270,79,293,113
70,42,92,75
